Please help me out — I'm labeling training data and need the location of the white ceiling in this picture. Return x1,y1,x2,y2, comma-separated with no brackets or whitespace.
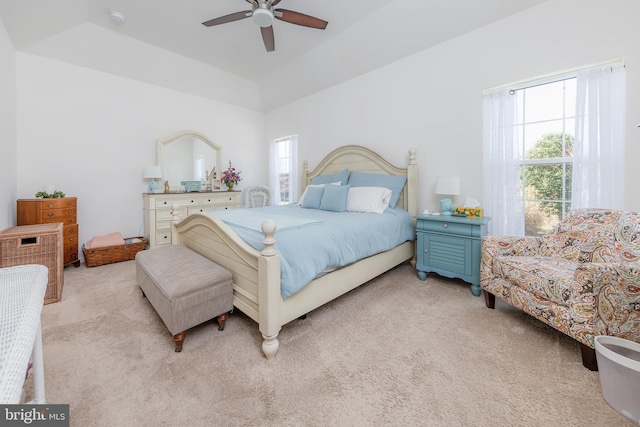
0,0,547,110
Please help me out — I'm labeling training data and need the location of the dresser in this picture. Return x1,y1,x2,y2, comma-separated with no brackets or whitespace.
144,192,241,249
17,197,80,267
415,214,490,296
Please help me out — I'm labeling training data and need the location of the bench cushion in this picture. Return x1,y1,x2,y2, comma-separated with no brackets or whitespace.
136,245,232,300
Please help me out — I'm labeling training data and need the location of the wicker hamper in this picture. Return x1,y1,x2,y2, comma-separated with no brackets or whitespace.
82,237,147,267
0,223,64,304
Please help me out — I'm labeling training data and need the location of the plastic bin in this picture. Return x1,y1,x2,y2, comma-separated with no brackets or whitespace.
594,336,640,423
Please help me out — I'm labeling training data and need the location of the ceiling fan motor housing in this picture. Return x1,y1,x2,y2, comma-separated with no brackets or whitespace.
252,7,274,27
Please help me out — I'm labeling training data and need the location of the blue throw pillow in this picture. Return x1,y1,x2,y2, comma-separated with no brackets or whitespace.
347,172,407,208
301,186,324,209
320,184,350,212
310,168,349,185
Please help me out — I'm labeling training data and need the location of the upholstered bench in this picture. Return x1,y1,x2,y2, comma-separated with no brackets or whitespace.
135,244,233,352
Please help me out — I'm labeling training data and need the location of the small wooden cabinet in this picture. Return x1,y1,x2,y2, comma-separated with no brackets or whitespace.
17,197,80,267
143,192,241,249
415,214,490,296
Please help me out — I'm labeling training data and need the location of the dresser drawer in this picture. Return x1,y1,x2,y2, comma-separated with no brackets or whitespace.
213,204,238,211
156,207,187,221
41,199,76,210
64,251,78,265
63,233,78,247
155,196,201,208
204,193,240,205
419,219,472,236
63,224,78,238
188,206,215,215
155,230,172,246
41,208,76,223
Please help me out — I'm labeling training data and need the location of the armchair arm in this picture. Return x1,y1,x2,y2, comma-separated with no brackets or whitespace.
480,236,542,288
575,262,640,341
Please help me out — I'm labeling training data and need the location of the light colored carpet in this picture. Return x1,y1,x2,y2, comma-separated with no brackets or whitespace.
31,260,634,426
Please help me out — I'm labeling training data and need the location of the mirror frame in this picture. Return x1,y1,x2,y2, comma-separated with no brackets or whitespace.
156,130,222,191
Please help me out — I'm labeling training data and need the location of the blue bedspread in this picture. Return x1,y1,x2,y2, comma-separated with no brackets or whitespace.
210,205,415,299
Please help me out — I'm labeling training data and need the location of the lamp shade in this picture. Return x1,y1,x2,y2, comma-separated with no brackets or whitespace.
435,176,461,195
143,165,162,179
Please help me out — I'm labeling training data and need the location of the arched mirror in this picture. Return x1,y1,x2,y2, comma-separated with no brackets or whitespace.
157,130,221,192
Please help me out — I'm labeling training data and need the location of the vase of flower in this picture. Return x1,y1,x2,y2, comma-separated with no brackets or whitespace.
221,161,242,192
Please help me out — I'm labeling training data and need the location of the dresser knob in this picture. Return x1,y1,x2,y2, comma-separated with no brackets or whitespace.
424,249,428,253
163,201,167,205
164,236,168,239
47,203,54,208
443,224,448,228
47,212,54,217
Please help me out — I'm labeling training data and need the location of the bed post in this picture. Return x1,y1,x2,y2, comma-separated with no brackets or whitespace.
170,203,181,245
258,219,281,359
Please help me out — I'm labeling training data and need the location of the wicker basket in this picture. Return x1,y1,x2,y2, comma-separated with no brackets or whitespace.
82,237,147,267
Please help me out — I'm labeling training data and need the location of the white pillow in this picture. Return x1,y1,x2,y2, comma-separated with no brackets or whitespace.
298,182,341,205
346,187,392,214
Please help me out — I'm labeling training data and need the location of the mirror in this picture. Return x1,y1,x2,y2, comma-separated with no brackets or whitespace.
157,130,221,192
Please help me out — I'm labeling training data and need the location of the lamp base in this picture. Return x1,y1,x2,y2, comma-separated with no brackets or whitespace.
148,180,158,192
440,198,453,215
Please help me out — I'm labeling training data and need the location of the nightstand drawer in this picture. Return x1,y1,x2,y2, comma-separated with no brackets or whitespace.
419,220,472,236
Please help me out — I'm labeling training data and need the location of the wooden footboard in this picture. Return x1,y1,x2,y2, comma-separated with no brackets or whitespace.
171,145,418,359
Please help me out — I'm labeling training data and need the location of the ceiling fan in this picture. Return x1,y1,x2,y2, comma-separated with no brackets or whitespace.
202,0,328,52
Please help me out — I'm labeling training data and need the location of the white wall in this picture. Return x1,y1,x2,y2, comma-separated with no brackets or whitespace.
16,53,266,251
0,17,16,228
266,0,640,214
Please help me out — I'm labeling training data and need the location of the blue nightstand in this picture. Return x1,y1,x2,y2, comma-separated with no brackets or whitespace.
415,214,490,296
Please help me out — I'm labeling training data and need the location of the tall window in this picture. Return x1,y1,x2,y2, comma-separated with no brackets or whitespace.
516,78,576,235
269,135,298,205
483,62,625,236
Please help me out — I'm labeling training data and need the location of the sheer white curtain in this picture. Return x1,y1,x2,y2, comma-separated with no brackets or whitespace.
482,88,525,236
572,63,626,209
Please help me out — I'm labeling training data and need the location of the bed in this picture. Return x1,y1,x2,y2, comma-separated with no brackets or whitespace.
171,145,418,359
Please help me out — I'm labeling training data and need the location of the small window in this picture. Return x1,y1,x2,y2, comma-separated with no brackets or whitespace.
269,136,298,205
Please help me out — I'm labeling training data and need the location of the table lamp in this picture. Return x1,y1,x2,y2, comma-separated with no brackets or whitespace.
144,165,162,192
435,176,460,215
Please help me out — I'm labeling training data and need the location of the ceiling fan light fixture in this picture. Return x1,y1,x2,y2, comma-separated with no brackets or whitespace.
252,8,274,27
109,10,126,24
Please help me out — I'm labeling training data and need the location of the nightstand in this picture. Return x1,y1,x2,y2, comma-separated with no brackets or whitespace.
415,214,490,296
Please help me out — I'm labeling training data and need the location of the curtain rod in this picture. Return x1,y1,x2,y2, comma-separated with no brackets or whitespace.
482,57,625,94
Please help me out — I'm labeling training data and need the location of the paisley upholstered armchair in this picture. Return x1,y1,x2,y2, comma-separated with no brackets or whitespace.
480,209,640,370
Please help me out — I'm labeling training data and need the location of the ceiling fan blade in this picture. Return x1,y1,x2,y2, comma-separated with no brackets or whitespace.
202,11,251,27
261,26,275,52
269,0,283,6
275,9,328,30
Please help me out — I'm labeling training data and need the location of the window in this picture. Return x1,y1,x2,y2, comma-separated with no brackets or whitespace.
515,78,576,235
269,136,298,205
483,62,625,236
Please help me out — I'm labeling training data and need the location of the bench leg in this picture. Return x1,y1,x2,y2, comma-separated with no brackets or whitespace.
217,313,229,331
173,331,186,352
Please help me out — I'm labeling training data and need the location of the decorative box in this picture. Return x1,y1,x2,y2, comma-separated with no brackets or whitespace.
180,181,203,192
453,206,484,218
